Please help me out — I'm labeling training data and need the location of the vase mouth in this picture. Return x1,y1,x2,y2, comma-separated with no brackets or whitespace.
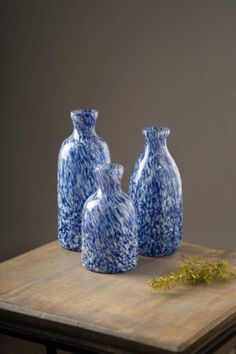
96,163,124,176
142,126,170,139
70,109,98,125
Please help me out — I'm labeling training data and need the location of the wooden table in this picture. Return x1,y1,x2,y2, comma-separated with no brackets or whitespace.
0,241,236,354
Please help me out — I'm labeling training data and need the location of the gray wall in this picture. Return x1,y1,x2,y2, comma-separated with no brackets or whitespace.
1,0,236,261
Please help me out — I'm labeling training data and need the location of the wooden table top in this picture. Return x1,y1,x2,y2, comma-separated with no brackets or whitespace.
0,241,236,353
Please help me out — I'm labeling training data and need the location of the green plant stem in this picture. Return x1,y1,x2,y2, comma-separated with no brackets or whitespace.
148,257,236,292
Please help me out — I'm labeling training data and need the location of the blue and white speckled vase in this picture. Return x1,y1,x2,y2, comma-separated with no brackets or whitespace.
82,163,138,273
57,109,110,252
129,127,183,257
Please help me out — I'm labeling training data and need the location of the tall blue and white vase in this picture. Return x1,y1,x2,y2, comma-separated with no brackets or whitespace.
57,109,110,252
82,163,138,273
129,127,183,256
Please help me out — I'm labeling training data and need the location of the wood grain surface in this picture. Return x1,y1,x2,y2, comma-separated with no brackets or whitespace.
0,241,235,353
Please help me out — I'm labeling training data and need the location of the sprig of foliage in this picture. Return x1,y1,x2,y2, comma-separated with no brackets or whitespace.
148,257,236,292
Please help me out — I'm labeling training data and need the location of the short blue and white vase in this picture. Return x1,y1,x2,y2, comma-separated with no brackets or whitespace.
57,109,110,252
129,127,183,256
82,163,138,273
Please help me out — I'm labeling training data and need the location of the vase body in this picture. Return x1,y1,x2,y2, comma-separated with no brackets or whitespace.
82,164,138,273
57,109,110,251
129,127,183,256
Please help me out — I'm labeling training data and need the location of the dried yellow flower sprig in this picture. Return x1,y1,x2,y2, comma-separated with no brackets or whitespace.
148,257,236,291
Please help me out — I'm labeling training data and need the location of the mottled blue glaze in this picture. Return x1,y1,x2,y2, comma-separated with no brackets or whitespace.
82,164,138,273
129,127,183,256
57,109,110,252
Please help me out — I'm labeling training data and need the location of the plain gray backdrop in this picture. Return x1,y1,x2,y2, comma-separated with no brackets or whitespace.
1,0,236,261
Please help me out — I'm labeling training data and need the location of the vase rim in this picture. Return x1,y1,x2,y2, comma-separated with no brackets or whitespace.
71,109,98,115
142,126,170,138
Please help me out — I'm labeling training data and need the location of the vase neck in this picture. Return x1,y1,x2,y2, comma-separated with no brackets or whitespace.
96,164,123,194
71,109,97,139
143,127,170,150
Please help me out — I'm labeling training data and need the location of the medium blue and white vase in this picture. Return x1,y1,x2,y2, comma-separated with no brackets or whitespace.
57,109,110,252
129,127,183,256
82,163,138,273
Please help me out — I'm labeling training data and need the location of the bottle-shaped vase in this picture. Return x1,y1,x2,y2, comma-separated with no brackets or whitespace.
58,109,110,251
